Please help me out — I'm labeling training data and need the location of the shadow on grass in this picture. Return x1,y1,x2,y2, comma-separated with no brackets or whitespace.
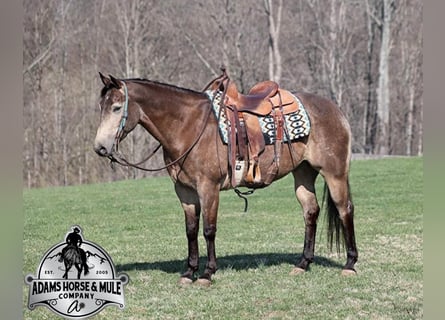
116,253,343,274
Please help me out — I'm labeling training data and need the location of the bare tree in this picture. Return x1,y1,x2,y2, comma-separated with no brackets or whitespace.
375,0,395,155
363,0,379,154
264,0,283,83
171,0,271,91
24,0,57,187
393,0,422,155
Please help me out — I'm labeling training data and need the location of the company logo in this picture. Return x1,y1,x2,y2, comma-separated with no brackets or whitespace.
25,225,129,319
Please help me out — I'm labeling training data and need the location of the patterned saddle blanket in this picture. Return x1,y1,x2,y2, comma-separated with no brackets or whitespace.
205,89,311,145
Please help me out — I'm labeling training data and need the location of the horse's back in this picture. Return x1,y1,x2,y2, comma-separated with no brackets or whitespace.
295,92,352,175
296,92,350,132
63,246,82,264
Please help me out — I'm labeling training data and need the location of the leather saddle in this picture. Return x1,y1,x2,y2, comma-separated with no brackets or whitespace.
204,68,299,187
225,80,298,116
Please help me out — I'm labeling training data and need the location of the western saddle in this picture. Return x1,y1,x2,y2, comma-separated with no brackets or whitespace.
204,68,299,188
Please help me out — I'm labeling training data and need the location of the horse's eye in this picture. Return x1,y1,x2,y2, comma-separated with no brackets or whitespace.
113,105,122,113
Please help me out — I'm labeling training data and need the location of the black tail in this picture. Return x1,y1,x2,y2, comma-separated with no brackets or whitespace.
83,262,89,275
322,183,344,254
80,249,89,275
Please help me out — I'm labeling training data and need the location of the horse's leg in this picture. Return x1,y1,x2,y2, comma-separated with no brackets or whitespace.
175,183,201,284
75,264,82,279
290,162,320,274
196,182,220,286
324,174,358,275
63,262,70,279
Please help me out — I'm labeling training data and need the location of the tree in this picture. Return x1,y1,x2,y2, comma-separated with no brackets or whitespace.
392,0,423,155
264,0,283,83
375,0,395,155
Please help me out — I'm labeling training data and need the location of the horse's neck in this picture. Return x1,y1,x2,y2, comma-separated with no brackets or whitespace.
135,82,210,154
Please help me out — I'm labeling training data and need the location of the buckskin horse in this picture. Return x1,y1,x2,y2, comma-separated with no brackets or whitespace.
93,70,358,286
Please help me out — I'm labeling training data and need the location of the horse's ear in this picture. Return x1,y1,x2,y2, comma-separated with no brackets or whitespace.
99,72,111,87
109,75,123,89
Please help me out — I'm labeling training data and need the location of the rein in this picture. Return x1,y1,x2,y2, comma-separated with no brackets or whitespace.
108,81,213,172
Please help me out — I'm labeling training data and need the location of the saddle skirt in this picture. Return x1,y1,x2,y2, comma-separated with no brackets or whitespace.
205,89,311,146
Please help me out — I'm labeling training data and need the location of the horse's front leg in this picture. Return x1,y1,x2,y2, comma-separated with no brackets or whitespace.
175,183,201,285
196,183,220,286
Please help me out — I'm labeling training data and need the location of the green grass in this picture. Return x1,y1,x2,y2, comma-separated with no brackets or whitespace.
23,157,423,319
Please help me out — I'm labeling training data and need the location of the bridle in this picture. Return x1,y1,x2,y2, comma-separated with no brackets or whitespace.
113,81,129,150
107,81,213,172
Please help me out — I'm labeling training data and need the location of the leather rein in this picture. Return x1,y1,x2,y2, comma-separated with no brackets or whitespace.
107,81,213,172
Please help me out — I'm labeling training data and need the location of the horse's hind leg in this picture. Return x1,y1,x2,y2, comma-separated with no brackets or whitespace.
75,264,82,279
63,262,71,279
175,183,201,284
324,173,358,274
291,162,320,274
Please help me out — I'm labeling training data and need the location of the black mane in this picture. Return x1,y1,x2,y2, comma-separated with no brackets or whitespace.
125,78,203,96
100,77,203,98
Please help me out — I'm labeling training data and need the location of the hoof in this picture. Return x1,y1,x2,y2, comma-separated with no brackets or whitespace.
195,278,212,287
289,267,306,275
178,277,193,286
341,269,357,276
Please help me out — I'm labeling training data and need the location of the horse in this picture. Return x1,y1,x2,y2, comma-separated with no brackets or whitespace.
59,244,89,279
93,71,358,286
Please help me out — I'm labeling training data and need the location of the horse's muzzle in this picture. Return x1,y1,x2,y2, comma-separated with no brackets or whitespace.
94,144,110,157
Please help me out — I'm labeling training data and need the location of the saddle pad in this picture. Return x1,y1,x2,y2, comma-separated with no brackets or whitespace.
205,90,311,145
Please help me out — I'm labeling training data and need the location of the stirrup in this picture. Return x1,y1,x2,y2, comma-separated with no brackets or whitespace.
233,159,247,186
245,159,262,184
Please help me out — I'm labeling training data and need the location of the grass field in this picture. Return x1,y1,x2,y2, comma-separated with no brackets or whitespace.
23,157,423,319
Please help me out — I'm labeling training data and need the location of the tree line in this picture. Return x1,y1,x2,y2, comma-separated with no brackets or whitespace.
23,0,423,188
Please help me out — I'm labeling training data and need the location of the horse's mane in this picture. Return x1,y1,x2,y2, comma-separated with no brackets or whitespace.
125,78,203,96
100,77,204,98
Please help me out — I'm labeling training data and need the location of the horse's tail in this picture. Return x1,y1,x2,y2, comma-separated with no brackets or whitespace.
322,182,347,254
83,261,89,275
80,249,89,275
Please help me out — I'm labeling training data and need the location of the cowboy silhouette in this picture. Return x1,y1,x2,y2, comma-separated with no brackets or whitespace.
65,227,83,247
60,226,89,278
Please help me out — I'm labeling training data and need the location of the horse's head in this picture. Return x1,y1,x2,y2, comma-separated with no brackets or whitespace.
94,73,139,157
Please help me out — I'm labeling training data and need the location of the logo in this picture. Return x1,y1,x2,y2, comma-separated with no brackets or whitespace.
25,225,129,319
